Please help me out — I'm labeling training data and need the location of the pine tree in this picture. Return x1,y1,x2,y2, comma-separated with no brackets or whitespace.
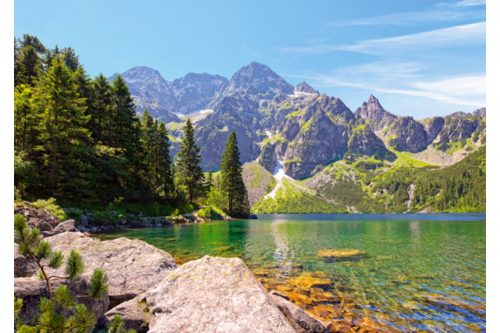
14,84,39,154
32,55,93,201
88,74,113,143
176,119,205,202
220,132,250,217
110,75,145,200
157,122,174,198
14,45,42,86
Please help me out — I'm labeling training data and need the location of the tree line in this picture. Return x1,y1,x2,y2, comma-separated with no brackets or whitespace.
14,35,249,217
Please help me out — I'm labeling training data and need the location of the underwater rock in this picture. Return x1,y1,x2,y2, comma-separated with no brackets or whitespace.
316,249,366,262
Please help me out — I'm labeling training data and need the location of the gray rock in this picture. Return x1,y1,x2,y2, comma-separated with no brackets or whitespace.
105,295,150,333
146,256,296,333
52,219,77,234
269,291,327,333
355,95,397,131
45,232,177,307
14,243,37,277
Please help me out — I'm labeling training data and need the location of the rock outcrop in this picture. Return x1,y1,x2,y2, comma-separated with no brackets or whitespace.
295,82,318,95
355,95,397,131
385,116,429,153
146,256,296,333
346,124,396,161
45,232,177,306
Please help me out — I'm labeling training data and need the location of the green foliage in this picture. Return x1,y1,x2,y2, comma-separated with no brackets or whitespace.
32,198,67,220
108,315,137,333
17,285,96,333
220,132,250,217
13,35,180,209
88,268,109,299
15,152,37,197
140,111,174,199
65,250,84,279
369,147,486,212
196,206,227,220
176,119,205,202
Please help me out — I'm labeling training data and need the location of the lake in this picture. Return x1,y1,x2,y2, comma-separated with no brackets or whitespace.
99,213,486,332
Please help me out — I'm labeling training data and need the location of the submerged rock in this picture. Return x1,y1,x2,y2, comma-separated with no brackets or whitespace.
269,291,327,333
146,256,296,333
316,249,365,262
45,232,177,306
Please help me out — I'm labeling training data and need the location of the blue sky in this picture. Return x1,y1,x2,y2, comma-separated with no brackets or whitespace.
15,0,485,118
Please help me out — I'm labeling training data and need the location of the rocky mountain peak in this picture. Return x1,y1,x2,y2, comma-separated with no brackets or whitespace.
473,107,486,118
120,66,168,82
295,82,318,94
221,62,294,98
355,95,397,131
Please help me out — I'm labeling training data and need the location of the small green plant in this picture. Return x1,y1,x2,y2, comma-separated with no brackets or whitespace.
32,198,67,220
15,285,102,332
107,315,136,333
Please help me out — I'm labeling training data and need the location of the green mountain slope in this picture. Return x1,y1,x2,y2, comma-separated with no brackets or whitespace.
244,146,485,213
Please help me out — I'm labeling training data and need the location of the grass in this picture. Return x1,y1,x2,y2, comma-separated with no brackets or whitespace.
252,178,344,214
389,148,436,169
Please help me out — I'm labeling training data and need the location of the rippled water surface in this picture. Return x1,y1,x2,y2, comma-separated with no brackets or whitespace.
99,214,485,332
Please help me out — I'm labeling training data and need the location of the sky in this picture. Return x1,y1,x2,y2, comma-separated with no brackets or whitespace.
15,0,485,118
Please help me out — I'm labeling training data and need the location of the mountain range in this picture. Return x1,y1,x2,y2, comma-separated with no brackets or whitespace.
112,62,486,213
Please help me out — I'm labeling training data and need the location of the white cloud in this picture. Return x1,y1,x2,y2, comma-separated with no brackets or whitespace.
289,68,485,108
281,22,485,55
454,0,486,7
328,9,483,27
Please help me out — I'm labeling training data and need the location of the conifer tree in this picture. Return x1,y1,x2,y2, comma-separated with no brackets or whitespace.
89,74,113,143
157,122,174,198
32,55,92,200
176,119,205,202
220,132,250,217
110,75,145,199
14,84,39,154
14,45,42,86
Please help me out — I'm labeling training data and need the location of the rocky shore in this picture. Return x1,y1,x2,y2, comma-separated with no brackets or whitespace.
14,205,325,332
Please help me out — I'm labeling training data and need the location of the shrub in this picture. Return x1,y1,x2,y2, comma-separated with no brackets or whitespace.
32,198,67,220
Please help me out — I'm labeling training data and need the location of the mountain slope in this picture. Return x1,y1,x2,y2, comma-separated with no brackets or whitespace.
116,62,485,198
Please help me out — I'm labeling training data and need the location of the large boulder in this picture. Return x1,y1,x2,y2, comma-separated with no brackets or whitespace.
146,256,296,333
45,232,177,307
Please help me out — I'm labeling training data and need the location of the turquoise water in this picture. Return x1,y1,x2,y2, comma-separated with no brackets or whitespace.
99,214,485,332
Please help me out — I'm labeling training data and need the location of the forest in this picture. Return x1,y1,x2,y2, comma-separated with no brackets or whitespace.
14,34,250,218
